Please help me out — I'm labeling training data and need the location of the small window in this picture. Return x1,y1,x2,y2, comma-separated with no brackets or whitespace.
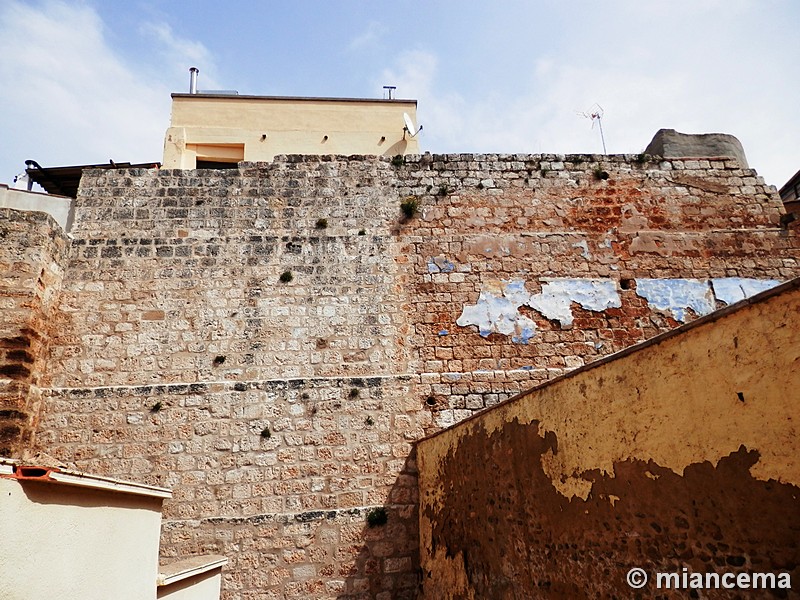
189,143,244,169
196,159,239,169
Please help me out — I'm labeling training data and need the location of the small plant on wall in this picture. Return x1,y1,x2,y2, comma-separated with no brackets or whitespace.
366,507,388,527
400,196,419,219
279,271,293,283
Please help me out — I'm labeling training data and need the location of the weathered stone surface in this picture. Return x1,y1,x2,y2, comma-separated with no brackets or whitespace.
1,152,796,598
645,128,749,168
0,209,68,457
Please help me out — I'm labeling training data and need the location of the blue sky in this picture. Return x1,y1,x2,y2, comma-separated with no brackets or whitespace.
1,0,798,188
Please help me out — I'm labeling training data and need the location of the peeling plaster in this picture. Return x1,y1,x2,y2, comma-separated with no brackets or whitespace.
711,278,781,305
456,278,622,342
636,278,783,322
427,256,456,273
635,278,715,322
456,279,536,343
528,279,620,326
457,277,784,338
572,240,591,259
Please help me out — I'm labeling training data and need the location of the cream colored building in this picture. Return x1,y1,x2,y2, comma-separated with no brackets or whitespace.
0,459,225,600
163,93,420,169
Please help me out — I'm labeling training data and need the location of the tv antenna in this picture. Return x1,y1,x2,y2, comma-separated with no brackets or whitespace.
403,112,423,138
579,103,607,154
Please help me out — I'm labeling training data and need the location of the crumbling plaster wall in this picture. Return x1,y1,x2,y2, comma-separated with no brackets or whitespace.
416,279,800,599
27,152,800,599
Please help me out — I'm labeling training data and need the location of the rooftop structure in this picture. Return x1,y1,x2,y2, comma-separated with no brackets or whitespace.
779,167,800,223
162,93,420,169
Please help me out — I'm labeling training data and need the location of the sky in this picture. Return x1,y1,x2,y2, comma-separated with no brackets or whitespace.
1,0,798,189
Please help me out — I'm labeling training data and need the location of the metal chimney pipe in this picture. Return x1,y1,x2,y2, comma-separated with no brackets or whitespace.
189,67,199,94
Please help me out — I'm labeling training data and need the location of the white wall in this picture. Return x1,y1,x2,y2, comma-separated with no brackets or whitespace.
0,184,73,231
0,476,165,600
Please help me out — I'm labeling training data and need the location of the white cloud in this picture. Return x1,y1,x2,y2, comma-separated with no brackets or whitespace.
0,1,216,184
378,41,798,186
139,21,221,91
379,50,470,149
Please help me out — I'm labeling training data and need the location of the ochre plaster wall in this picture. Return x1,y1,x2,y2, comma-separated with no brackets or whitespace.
417,281,800,598
163,95,420,168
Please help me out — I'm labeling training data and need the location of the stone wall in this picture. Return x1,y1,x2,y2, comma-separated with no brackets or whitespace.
0,208,68,456
24,152,800,599
394,152,797,426
416,279,800,598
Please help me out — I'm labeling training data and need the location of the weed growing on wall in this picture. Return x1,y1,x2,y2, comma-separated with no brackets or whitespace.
366,507,388,527
400,196,419,219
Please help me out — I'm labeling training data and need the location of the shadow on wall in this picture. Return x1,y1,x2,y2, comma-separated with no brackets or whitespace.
422,418,800,598
339,448,420,600
381,139,409,158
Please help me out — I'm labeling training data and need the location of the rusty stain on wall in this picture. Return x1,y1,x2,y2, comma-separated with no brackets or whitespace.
422,421,800,598
0,209,68,457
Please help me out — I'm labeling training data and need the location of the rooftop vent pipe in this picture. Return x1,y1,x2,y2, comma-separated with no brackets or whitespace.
189,67,199,94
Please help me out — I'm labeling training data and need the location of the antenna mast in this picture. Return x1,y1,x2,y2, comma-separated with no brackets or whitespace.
579,104,607,154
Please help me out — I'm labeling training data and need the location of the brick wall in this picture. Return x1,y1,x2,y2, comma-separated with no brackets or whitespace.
0,208,68,456
395,153,798,426
27,153,800,599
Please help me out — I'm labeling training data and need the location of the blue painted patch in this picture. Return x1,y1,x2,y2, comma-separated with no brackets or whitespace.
428,256,456,273
635,278,714,322
711,278,781,305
